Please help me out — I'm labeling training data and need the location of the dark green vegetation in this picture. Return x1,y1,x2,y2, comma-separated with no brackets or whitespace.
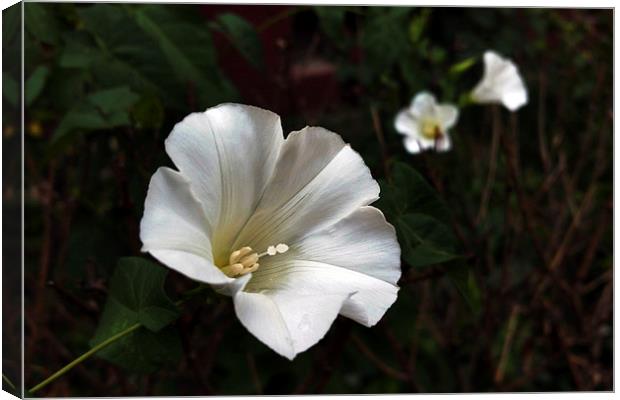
4,4,612,395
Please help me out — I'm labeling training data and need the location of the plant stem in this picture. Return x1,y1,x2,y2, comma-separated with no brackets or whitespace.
3,373,17,390
28,322,141,394
28,284,208,395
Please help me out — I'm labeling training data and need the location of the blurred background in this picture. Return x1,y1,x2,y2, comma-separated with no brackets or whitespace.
2,3,613,396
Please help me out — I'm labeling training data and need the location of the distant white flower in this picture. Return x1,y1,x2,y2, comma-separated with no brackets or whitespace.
394,92,459,154
140,103,401,360
471,50,528,111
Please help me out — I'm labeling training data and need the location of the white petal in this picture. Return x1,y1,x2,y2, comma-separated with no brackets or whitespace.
247,259,399,328
436,134,452,152
234,289,349,360
140,167,212,255
394,109,419,137
500,78,528,111
403,137,422,154
140,167,232,285
471,51,527,111
404,136,436,154
233,127,379,252
409,92,438,119
149,249,233,285
165,103,284,263
292,206,401,284
437,104,459,130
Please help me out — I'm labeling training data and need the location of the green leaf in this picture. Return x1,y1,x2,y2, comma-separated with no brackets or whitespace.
3,4,21,48
78,4,237,109
107,257,179,331
377,162,450,223
25,66,50,107
24,3,59,45
3,72,18,107
361,8,411,74
449,56,477,76
52,86,139,142
409,8,431,44
398,213,459,268
213,13,264,69
88,86,139,115
133,5,233,106
59,38,100,68
90,257,182,373
77,5,170,101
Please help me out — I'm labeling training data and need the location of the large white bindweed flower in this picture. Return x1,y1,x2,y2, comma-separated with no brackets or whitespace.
140,103,401,360
471,50,528,111
394,92,459,154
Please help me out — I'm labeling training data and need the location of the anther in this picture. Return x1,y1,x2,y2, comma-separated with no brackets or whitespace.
222,243,289,278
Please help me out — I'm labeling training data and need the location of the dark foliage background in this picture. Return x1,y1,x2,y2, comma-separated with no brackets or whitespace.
2,3,612,396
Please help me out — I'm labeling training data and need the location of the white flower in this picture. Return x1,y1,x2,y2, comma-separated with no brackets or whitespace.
394,92,459,154
471,50,528,111
140,103,401,360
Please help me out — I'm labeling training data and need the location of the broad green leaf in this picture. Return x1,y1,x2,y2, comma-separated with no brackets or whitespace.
52,86,139,142
105,257,179,331
2,5,20,48
24,3,59,45
213,13,264,69
361,8,411,73
25,66,50,106
59,38,100,68
133,5,233,106
88,86,139,115
90,257,181,373
77,5,169,100
398,213,459,268
78,4,237,108
377,162,450,223
3,73,18,107
53,105,112,142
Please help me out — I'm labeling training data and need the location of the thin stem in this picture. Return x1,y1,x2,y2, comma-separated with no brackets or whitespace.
369,105,390,179
476,105,501,223
28,284,208,395
3,373,17,390
29,323,141,394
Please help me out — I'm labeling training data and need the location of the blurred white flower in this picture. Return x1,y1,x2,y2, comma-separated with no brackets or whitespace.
140,103,401,360
471,50,528,111
394,92,459,154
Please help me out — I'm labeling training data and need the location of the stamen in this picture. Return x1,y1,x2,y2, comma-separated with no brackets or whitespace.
221,243,289,278
421,119,442,140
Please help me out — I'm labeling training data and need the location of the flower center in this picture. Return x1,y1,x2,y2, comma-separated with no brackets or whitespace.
421,119,443,140
220,243,289,278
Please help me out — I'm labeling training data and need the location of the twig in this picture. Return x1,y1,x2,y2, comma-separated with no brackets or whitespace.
30,163,56,365
370,105,390,178
402,267,445,284
494,305,520,384
246,352,262,394
351,334,408,381
477,105,501,223
537,69,551,173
